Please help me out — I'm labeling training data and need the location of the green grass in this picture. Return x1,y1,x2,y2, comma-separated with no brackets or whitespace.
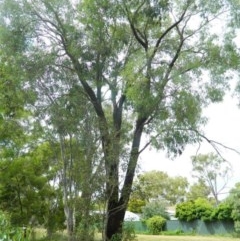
137,235,236,241
34,229,236,241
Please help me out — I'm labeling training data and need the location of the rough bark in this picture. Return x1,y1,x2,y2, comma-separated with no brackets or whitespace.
105,116,146,240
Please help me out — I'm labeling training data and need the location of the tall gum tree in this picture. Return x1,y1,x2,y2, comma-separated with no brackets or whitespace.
0,0,237,240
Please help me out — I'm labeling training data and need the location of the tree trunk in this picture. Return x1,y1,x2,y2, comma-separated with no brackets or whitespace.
105,117,146,241
106,205,126,241
64,206,75,241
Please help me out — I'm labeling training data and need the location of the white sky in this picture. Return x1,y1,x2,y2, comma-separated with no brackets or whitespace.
139,93,240,198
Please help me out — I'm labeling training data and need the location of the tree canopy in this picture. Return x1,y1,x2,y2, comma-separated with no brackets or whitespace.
0,0,238,240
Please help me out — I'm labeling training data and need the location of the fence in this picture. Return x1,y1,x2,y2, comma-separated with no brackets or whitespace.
125,220,234,235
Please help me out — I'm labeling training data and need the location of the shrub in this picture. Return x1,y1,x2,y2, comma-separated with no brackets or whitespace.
175,200,197,221
176,198,214,222
146,215,166,235
211,201,233,221
194,198,214,221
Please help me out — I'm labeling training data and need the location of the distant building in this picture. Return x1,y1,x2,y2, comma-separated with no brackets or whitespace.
124,211,140,221
166,207,178,220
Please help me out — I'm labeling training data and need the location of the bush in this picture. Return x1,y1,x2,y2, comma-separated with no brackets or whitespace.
176,198,214,222
176,200,197,221
194,198,214,221
211,201,233,221
146,215,166,235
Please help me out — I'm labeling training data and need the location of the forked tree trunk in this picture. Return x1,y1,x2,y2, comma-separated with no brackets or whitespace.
106,206,126,241
105,117,146,241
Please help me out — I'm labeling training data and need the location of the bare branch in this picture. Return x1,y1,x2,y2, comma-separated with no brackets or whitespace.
193,129,240,156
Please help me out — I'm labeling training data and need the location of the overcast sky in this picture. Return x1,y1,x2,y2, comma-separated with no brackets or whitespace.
139,92,240,198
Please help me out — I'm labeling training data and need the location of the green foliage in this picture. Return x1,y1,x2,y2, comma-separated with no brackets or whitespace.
146,216,166,235
110,223,137,241
122,222,137,241
229,183,240,235
234,221,240,235
0,210,30,241
176,201,197,222
141,200,169,221
176,198,214,222
177,196,235,223
0,0,236,240
128,198,146,213
187,181,211,201
194,198,214,221
211,201,233,221
0,142,65,233
132,171,188,204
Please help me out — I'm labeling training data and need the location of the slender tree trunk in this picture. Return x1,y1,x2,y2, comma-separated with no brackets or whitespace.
64,206,75,241
60,136,76,241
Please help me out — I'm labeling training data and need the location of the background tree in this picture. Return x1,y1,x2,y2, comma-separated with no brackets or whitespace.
132,171,189,205
128,198,146,214
141,200,170,221
0,0,235,240
187,180,211,201
191,153,232,204
0,142,63,230
35,84,104,240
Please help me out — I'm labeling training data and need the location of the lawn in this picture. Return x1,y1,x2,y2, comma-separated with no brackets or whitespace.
137,235,235,241
35,229,236,241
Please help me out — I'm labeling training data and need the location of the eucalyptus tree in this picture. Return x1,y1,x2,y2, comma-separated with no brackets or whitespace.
40,77,104,239
191,153,232,204
0,0,236,240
